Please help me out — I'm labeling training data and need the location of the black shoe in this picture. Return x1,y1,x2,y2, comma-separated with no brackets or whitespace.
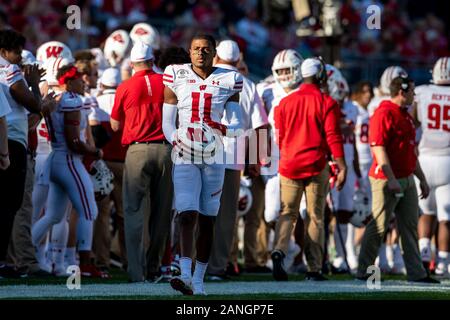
305,272,328,281
146,271,163,283
244,266,272,274
271,250,288,281
355,273,371,281
207,273,230,281
330,265,349,275
226,262,241,276
409,276,440,284
28,268,53,278
0,264,28,279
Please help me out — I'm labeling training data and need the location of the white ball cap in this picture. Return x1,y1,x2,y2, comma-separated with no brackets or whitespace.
301,58,321,78
216,40,240,62
100,68,121,87
130,41,154,63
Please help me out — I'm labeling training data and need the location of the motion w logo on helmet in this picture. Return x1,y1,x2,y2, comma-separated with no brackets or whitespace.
46,46,64,59
134,28,149,35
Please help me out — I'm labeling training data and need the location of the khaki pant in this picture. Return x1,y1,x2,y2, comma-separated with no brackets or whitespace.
123,143,173,282
7,154,40,273
208,169,241,274
244,175,267,268
93,161,127,268
274,166,329,272
357,175,427,281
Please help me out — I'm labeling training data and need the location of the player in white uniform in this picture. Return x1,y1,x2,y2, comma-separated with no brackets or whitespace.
353,81,374,193
31,65,103,276
32,56,73,273
368,66,408,116
162,35,243,295
257,49,306,273
415,57,450,277
326,65,359,272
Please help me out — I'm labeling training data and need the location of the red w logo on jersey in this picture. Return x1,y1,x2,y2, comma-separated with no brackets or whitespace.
46,46,63,59
134,28,149,35
199,85,207,91
112,34,124,43
38,123,50,141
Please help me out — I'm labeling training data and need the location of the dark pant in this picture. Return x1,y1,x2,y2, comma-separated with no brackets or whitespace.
0,140,27,262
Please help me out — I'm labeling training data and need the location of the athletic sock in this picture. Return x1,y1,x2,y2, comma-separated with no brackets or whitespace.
419,238,431,262
192,260,208,285
66,247,77,266
180,257,192,281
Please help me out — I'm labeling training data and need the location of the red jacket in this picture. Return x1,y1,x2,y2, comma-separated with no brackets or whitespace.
274,83,344,179
369,100,417,179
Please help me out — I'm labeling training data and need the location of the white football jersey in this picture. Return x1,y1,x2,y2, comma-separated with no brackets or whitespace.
415,84,450,156
342,100,358,164
163,64,243,129
354,100,372,165
367,94,387,117
91,89,116,122
257,80,297,175
36,118,51,155
48,92,90,152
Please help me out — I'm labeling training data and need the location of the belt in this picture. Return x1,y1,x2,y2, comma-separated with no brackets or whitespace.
130,140,169,145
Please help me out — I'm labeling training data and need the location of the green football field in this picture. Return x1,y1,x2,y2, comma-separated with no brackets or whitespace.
1,270,450,300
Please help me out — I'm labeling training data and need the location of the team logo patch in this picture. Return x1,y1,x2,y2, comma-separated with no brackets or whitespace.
176,69,189,79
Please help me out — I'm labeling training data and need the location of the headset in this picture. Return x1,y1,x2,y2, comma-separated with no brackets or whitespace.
315,56,328,84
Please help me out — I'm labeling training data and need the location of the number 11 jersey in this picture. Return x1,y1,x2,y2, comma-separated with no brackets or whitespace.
163,63,243,129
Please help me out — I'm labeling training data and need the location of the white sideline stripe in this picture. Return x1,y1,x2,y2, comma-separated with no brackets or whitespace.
1,280,450,298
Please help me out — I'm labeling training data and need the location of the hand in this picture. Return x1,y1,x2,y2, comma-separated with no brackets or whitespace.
419,179,430,199
246,164,260,178
387,178,402,194
335,168,347,191
94,149,103,160
41,92,57,116
0,155,10,170
23,64,43,87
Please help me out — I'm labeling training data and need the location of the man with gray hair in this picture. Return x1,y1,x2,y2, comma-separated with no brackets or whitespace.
207,40,269,279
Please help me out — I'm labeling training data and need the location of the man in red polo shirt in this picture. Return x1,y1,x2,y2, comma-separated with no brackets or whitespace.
356,76,438,283
272,57,346,281
110,41,173,283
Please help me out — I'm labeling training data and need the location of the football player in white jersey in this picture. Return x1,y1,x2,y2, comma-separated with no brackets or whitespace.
31,65,103,277
368,66,408,116
352,81,374,194
325,65,359,273
256,49,306,273
162,35,243,295
32,56,73,273
415,57,450,277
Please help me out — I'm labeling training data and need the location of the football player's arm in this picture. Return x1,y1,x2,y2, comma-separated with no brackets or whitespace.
162,86,178,144
414,157,429,199
64,111,102,159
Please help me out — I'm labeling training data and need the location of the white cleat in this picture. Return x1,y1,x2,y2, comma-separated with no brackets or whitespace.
193,282,207,296
435,262,449,278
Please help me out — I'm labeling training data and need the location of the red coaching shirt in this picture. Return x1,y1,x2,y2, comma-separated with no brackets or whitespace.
274,83,344,179
369,100,417,179
111,69,165,145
